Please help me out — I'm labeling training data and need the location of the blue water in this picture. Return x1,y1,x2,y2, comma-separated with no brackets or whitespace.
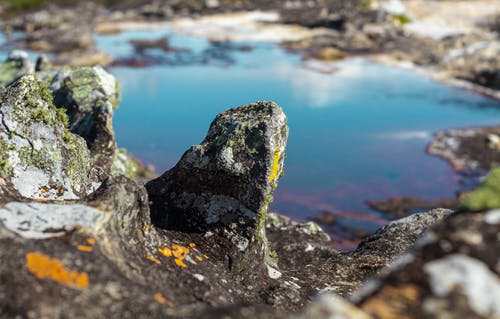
92,27,500,231
2,27,500,233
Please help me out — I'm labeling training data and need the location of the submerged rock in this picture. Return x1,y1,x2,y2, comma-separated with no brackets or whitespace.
146,101,288,278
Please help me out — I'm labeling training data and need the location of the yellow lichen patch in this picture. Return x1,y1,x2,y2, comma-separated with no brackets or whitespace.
203,254,209,259
145,224,152,231
26,252,89,290
195,256,203,262
268,147,281,182
147,256,161,265
158,247,172,257
34,198,48,203
189,242,196,249
40,187,47,193
86,238,96,245
76,245,93,253
154,292,175,307
174,258,187,268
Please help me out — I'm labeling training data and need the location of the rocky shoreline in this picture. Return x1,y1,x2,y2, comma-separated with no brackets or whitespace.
0,1,499,96
0,2,499,318
0,50,499,318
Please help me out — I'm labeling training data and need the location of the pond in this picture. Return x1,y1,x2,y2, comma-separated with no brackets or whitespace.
93,26,500,234
1,25,499,240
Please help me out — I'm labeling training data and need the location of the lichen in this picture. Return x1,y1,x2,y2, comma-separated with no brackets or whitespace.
26,252,89,290
461,167,500,211
268,146,281,183
0,60,21,85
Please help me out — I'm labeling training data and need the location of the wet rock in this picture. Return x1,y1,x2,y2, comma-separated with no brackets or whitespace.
146,101,288,279
50,66,120,179
353,209,500,319
367,197,459,220
0,75,99,200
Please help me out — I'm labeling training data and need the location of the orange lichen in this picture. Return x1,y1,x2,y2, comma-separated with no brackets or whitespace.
145,224,152,231
195,256,203,262
40,187,47,193
154,293,174,307
158,247,172,257
35,198,48,203
86,238,96,245
268,146,281,182
171,244,190,258
203,254,209,259
189,243,196,248
174,258,187,268
147,256,161,265
76,245,93,253
26,252,89,290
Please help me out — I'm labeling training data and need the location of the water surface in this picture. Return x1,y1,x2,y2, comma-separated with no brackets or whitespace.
1,27,499,236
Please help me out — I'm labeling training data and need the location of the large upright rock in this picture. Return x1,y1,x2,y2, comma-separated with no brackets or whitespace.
0,75,99,200
146,101,288,278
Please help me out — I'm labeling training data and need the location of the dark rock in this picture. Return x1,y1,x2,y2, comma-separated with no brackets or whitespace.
367,197,459,220
146,101,288,280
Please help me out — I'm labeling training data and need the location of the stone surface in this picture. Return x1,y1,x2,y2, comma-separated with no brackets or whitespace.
353,210,500,319
146,101,288,279
50,66,120,178
0,75,99,200
0,202,103,239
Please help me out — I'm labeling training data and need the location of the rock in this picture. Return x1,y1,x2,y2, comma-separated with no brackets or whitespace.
292,294,371,319
146,101,288,279
427,127,500,172
366,197,458,220
0,50,35,86
50,66,120,179
0,202,103,239
311,47,347,61
353,210,500,319
0,75,99,200
111,148,156,184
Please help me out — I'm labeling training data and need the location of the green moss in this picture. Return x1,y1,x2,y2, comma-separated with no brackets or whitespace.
392,13,411,25
460,167,500,211
18,146,55,173
0,61,21,84
0,158,11,178
357,0,372,9
111,148,140,180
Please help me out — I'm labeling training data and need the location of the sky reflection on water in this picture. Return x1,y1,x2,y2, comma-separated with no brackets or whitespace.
0,27,488,232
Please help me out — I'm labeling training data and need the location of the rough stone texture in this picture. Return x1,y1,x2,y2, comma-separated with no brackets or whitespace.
0,202,103,239
146,101,288,279
50,65,120,179
353,210,500,319
0,75,99,200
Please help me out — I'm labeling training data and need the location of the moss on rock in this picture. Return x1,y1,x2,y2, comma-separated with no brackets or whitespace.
461,167,500,211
